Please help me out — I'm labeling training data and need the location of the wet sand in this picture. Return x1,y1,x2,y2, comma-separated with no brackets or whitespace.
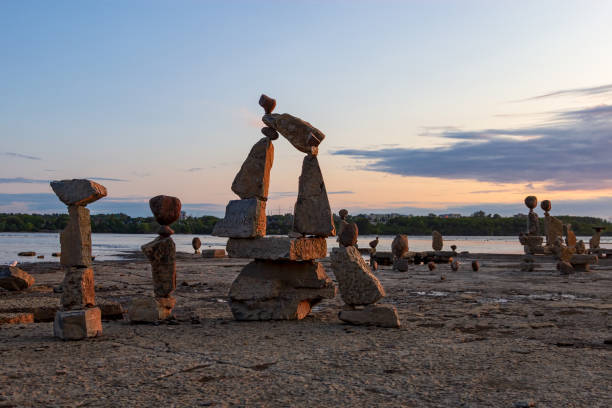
1,252,611,407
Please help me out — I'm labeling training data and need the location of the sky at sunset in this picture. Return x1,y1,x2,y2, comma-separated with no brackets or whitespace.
2,1,612,218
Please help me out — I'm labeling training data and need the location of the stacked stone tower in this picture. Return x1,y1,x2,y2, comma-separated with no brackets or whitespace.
214,95,337,320
129,195,181,322
50,179,107,340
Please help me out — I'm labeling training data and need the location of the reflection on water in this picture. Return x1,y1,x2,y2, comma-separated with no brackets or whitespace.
1,232,610,265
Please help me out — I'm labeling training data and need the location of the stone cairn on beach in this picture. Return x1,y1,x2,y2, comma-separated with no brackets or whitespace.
50,179,107,340
369,236,379,270
332,222,400,328
518,196,544,256
129,195,181,323
214,94,336,320
336,209,349,246
589,226,607,256
391,234,410,272
192,237,201,254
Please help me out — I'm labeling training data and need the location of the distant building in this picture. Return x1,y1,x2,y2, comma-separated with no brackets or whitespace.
439,213,461,219
364,213,402,223
180,211,187,220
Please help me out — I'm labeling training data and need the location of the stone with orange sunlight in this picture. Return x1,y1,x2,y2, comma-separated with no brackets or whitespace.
0,265,35,291
231,137,274,201
226,236,327,261
53,307,102,340
50,179,107,207
293,155,335,237
60,267,95,310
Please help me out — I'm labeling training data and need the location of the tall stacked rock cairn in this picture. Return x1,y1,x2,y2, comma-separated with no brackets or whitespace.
419,230,456,264
214,94,336,320
331,220,400,328
391,234,410,272
129,195,181,323
518,196,544,256
50,179,107,340
589,226,609,257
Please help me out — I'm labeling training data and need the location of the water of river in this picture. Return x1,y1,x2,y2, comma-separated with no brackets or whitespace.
2,233,609,265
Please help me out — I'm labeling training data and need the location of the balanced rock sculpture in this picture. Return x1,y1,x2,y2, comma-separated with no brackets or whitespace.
50,179,107,340
219,95,337,320
129,195,181,322
518,196,544,255
391,234,410,272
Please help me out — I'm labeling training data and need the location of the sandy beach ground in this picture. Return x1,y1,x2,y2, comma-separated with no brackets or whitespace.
1,252,611,407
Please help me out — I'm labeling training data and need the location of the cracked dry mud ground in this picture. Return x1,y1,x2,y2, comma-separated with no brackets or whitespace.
1,252,611,407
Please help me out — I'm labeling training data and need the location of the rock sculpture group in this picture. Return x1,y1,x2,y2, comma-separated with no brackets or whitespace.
50,179,107,340
518,196,598,273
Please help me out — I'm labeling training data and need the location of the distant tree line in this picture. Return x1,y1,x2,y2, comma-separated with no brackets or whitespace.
0,212,610,236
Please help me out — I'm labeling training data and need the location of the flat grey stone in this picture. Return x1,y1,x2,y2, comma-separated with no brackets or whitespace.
51,179,107,206
212,198,266,238
226,236,327,261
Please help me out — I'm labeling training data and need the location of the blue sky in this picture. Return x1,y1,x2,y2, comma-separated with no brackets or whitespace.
1,1,612,218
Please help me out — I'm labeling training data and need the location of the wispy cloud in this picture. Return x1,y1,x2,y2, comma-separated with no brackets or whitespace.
186,168,203,173
3,152,42,160
0,177,48,184
526,83,612,101
333,97,612,191
328,190,355,195
86,177,128,182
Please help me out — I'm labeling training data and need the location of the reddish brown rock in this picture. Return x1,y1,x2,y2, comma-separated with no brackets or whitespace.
226,236,326,261
339,223,358,247
391,235,409,258
202,249,226,258
262,113,325,154
427,261,436,271
0,266,35,291
149,195,181,226
60,205,92,267
60,267,96,310
50,179,107,206
231,137,274,201
192,237,202,254
0,312,34,325
53,307,102,340
141,236,176,298
259,94,276,114
330,246,385,306
128,296,175,322
471,260,480,271
293,155,335,237
261,126,279,140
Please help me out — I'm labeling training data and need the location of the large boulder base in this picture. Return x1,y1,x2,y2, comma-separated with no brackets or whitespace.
231,137,274,201
53,307,102,340
339,304,400,328
50,179,107,206
60,267,95,309
141,236,176,298
226,236,327,261
0,266,35,291
212,198,266,238
229,260,336,320
60,205,92,268
292,155,336,237
330,246,385,306
128,297,175,323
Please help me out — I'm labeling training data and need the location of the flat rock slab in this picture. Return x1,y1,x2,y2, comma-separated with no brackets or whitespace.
202,249,226,258
60,267,96,309
51,179,107,206
53,307,102,340
0,312,34,325
231,137,274,200
293,155,335,237
212,198,266,238
60,205,92,267
330,246,385,306
229,260,336,320
128,296,175,323
226,237,327,261
0,296,123,322
262,113,325,154
141,236,176,298
0,266,35,291
339,304,400,328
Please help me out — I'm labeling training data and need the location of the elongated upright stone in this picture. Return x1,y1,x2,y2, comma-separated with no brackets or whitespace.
60,267,96,310
545,216,563,247
330,246,385,306
293,155,335,237
141,236,176,298
60,206,92,267
432,230,443,251
231,137,274,200
212,198,267,238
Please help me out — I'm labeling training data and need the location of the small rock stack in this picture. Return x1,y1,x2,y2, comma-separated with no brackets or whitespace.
216,95,336,320
391,234,410,272
518,196,544,255
332,226,400,328
50,179,107,340
129,195,181,322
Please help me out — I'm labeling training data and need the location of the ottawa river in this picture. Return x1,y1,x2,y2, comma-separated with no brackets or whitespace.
1,232,609,265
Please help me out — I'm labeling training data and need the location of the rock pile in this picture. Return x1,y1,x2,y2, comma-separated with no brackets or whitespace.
217,95,336,320
50,179,107,340
331,223,399,328
519,196,544,255
129,195,181,323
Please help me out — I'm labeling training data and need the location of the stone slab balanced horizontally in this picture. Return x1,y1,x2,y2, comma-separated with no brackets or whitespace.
226,236,327,261
0,266,35,291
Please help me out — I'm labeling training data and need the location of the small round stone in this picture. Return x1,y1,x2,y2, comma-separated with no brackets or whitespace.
261,126,279,140
192,237,201,250
158,225,174,237
259,94,276,114
150,195,182,226
427,261,436,271
524,195,538,210
338,209,348,220
450,245,457,252
540,200,551,212
471,260,480,271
